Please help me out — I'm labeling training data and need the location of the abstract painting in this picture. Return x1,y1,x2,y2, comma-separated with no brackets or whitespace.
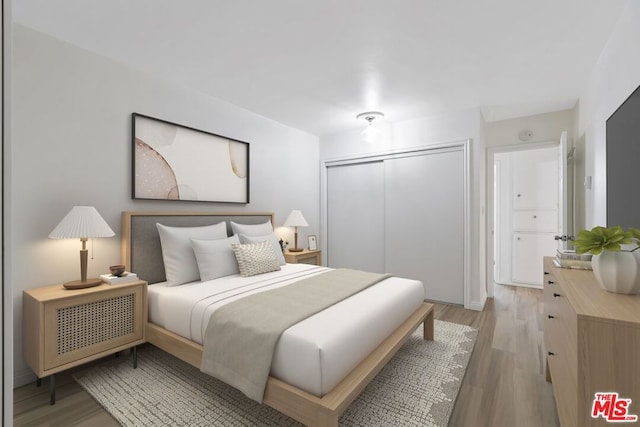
132,113,249,203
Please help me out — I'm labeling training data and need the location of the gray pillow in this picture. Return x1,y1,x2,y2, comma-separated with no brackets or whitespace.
191,235,240,281
230,220,273,237
156,222,228,286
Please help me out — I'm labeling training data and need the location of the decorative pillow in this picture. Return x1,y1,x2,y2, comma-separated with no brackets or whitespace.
156,222,228,286
230,220,274,237
240,233,286,265
191,235,240,281
232,240,281,277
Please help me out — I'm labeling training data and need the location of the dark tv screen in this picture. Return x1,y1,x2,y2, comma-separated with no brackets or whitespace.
606,83,640,228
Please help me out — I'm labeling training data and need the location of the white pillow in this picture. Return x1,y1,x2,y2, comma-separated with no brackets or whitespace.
240,233,286,265
156,222,228,286
191,235,240,281
230,220,274,237
232,240,281,277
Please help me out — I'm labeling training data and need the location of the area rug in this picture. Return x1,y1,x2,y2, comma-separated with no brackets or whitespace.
74,320,477,426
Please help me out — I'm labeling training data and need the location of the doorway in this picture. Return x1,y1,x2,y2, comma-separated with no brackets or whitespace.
487,139,567,293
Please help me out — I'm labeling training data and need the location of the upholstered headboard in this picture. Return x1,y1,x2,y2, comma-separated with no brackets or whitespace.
121,211,275,284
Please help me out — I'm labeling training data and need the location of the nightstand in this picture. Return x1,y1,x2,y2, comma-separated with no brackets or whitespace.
23,280,147,404
284,249,322,265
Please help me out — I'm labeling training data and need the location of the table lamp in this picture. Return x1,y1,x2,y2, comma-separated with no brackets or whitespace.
49,206,115,289
283,210,308,252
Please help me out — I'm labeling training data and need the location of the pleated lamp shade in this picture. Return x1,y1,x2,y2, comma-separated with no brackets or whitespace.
283,210,308,252
49,206,115,289
49,206,115,239
283,210,308,228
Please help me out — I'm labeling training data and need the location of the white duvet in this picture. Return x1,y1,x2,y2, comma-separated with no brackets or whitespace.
148,264,425,396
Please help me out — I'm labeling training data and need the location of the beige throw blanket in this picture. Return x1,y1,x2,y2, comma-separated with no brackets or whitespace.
200,269,391,402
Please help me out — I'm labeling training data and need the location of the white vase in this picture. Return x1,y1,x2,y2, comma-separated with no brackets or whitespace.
592,250,640,294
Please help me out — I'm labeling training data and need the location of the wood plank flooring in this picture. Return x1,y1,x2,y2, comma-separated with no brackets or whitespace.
14,283,560,426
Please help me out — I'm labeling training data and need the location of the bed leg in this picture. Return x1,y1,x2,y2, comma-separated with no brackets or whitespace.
423,308,434,341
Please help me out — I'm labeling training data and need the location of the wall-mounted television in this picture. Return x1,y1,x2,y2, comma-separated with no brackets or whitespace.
606,83,640,228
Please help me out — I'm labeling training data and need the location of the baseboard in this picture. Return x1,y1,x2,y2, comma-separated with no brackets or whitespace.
14,367,36,388
467,300,485,311
497,281,543,290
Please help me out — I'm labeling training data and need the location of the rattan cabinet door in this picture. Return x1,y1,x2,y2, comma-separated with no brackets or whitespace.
41,284,145,372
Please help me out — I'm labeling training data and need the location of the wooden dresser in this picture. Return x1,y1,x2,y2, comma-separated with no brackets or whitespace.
543,257,640,426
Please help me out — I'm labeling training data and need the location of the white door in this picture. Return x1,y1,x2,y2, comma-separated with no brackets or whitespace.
556,131,572,250
494,144,559,287
324,144,469,306
326,161,385,272
385,150,465,305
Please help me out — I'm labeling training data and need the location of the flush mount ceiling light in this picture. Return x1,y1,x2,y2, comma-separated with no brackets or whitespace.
356,111,384,143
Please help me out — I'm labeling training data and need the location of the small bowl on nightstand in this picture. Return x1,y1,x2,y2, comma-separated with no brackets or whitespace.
109,265,126,277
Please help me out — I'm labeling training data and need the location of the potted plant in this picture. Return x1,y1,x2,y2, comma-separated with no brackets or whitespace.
573,226,640,294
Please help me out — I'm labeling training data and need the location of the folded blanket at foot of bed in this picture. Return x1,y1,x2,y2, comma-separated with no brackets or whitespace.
200,268,391,402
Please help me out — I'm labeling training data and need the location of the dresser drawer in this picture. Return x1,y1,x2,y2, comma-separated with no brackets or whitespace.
513,210,557,232
543,258,578,426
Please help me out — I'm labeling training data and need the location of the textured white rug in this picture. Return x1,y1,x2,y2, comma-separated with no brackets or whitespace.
74,320,477,426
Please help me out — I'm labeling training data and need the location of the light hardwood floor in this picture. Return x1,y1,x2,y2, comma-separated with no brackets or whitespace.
14,284,560,426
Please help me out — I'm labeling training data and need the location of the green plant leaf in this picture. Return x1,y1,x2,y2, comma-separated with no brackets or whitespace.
572,225,640,254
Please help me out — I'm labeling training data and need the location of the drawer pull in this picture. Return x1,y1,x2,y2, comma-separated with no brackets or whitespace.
544,271,549,275
548,315,555,319
553,293,561,298
548,352,555,356
547,280,555,285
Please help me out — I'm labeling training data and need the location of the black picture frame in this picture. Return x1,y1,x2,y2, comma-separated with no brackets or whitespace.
308,235,318,251
132,113,250,203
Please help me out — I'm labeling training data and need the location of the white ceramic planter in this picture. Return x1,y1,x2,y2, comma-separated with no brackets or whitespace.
592,250,640,294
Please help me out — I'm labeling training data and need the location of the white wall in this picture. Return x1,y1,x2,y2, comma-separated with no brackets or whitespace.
10,25,320,386
485,109,574,149
320,108,487,310
578,0,640,228
2,0,10,422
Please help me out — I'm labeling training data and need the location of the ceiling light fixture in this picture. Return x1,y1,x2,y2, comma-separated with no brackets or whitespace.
356,111,384,143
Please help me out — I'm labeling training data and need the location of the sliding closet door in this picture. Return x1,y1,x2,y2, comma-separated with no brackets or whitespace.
326,162,385,272
385,149,465,304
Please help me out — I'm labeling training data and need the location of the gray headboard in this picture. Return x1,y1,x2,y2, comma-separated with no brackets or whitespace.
121,211,275,284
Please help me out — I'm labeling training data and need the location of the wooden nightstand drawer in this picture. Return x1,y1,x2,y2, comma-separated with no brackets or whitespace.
284,249,322,265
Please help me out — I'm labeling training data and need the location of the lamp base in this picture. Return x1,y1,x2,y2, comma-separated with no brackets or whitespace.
289,248,304,252
63,278,103,290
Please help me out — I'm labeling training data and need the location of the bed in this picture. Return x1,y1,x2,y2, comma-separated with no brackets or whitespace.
121,211,434,427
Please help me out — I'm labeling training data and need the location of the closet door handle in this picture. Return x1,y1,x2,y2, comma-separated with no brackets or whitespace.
548,352,555,356
553,293,561,298
544,271,550,275
548,315,555,319
548,280,555,285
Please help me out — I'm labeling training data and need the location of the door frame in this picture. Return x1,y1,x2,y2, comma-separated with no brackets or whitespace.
320,140,472,308
485,140,559,297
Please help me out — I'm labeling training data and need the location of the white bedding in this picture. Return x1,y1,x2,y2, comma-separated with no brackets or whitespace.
148,264,425,396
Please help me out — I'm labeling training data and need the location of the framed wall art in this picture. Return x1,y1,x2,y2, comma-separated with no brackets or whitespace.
132,113,250,203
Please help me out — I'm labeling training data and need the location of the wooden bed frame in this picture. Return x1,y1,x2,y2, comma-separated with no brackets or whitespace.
122,211,434,427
